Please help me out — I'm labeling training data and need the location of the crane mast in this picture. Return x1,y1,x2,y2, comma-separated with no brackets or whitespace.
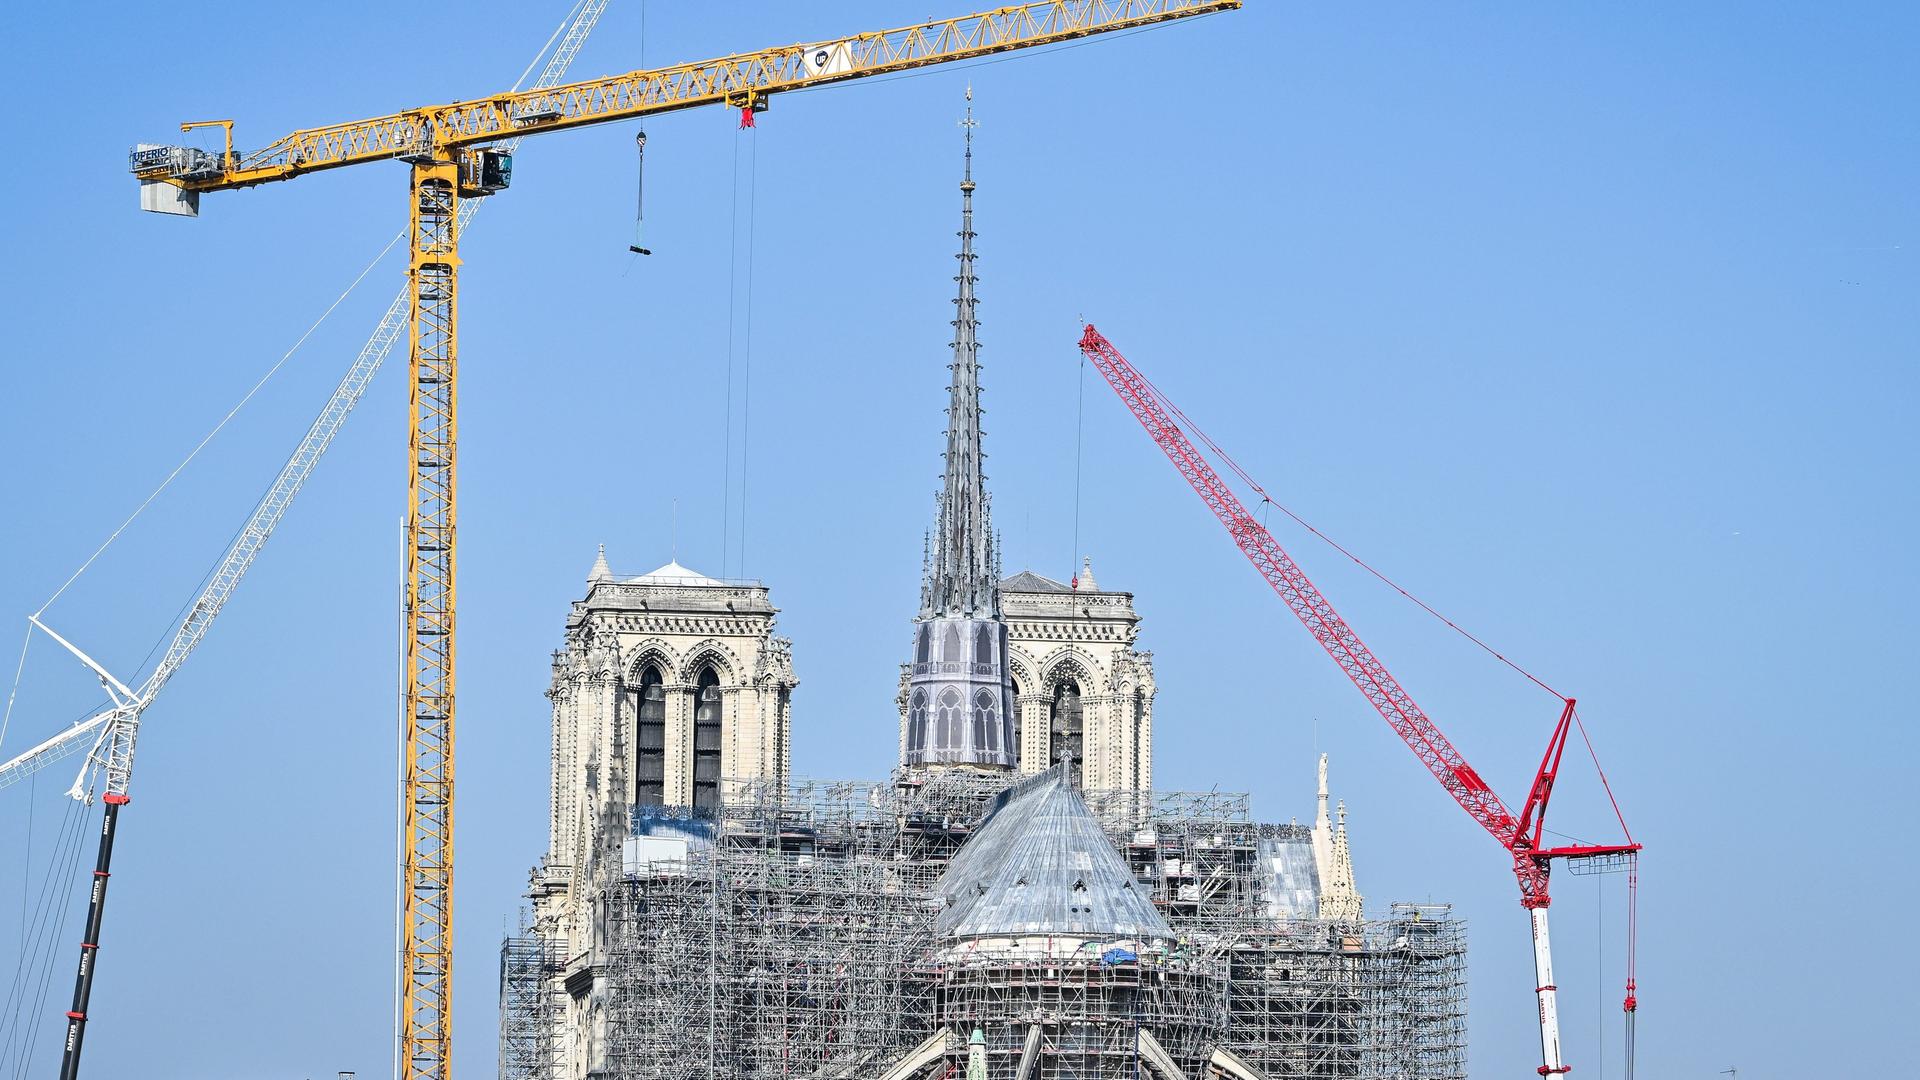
2,6,616,1078
1076,324,1638,1077
117,6,1238,1079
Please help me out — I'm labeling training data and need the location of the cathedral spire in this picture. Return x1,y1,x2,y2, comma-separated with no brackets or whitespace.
899,89,1016,773
923,86,997,620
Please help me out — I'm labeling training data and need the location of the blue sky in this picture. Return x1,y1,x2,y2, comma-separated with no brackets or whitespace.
2,2,1914,1077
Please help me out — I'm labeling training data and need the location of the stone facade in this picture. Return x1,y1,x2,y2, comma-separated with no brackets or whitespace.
531,549,795,950
897,559,1157,793
1002,559,1155,792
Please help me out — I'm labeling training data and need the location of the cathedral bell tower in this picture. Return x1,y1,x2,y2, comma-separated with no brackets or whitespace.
900,91,1016,772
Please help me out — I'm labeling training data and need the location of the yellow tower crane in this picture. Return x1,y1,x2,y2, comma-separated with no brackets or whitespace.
126,4,1238,1079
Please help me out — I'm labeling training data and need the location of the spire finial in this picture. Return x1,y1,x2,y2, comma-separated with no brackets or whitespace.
960,85,977,190
588,543,613,584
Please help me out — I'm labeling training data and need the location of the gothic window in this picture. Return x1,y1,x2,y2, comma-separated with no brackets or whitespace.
908,689,930,756
974,623,994,666
693,666,723,811
1132,689,1147,789
915,626,931,666
1010,679,1024,767
936,688,963,752
972,689,997,753
776,687,792,779
942,624,962,663
1049,678,1084,773
633,665,666,807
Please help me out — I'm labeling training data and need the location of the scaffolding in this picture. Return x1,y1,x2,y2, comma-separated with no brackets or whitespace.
499,774,1466,1080
929,944,1225,1079
498,934,565,1080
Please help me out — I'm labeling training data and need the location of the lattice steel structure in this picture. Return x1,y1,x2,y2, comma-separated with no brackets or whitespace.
498,935,565,1080
401,158,462,1080
498,773,1465,1080
929,945,1225,1079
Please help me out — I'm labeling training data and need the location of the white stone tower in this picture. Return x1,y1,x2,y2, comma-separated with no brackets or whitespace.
999,557,1156,792
532,548,796,942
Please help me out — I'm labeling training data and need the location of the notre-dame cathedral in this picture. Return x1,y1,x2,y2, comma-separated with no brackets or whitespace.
509,101,1459,1080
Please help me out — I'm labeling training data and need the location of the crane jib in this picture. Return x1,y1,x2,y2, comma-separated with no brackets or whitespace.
107,8,1246,1080
1076,322,1637,1080
129,1,1243,203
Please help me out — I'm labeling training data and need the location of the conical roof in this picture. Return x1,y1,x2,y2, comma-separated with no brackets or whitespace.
934,766,1172,942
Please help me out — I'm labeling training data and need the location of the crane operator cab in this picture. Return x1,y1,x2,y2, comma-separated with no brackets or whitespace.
459,149,513,198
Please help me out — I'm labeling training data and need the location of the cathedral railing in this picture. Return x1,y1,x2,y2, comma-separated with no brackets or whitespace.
912,661,1001,677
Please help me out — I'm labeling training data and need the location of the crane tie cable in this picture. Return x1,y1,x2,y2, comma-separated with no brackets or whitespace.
1131,361,1567,703
33,230,404,620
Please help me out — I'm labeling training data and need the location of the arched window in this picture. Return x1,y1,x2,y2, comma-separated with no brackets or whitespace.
1049,678,1084,772
1010,679,1024,767
942,624,962,663
972,689,998,754
692,666,723,811
915,626,931,666
936,688,963,753
633,665,666,807
974,623,994,666
1132,689,1147,788
908,689,930,756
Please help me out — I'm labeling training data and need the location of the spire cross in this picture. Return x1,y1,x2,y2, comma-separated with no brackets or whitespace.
959,86,977,185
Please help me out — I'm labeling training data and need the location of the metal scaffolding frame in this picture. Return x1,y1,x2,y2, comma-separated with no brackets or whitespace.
499,774,1466,1080
1219,906,1466,1080
498,934,565,1080
928,944,1225,1079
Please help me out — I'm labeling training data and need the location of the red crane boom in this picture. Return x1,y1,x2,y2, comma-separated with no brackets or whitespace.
1076,323,1639,1077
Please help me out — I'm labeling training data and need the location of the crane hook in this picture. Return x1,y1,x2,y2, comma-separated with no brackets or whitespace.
628,129,652,256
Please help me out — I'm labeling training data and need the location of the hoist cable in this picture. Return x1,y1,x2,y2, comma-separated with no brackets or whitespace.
19,814,88,1078
738,128,759,575
1071,350,1086,580
1,795,84,1074
721,129,741,577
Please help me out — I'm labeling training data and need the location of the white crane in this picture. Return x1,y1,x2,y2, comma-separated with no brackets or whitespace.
0,7,611,1073
0,0,610,805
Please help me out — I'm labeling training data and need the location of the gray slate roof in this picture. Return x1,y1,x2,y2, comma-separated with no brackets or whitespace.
934,766,1174,943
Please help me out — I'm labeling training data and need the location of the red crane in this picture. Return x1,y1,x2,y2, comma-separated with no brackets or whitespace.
1076,324,1639,1077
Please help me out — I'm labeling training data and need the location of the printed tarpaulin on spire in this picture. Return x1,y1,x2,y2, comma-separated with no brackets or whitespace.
934,766,1173,942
